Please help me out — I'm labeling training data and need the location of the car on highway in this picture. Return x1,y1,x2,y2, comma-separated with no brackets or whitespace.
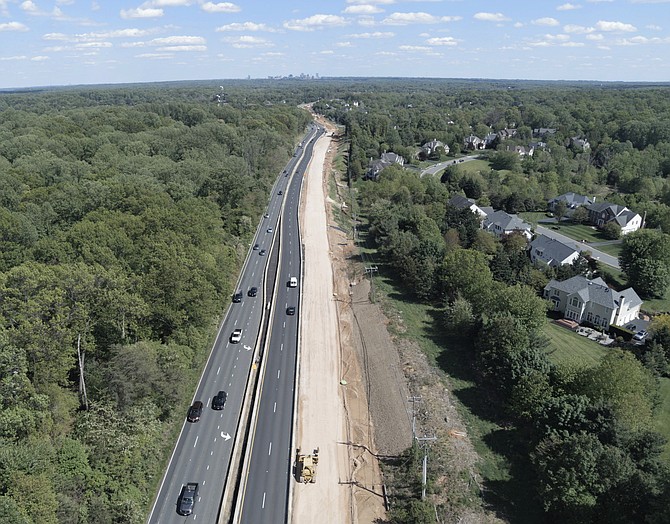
230,329,242,344
187,401,203,422
278,190,283,195
267,227,273,233
259,249,266,256
264,213,269,218
232,291,242,303
177,483,199,516
253,243,259,250
248,286,258,297
211,391,227,410
286,306,296,316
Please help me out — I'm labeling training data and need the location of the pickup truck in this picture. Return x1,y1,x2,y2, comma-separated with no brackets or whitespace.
177,482,199,516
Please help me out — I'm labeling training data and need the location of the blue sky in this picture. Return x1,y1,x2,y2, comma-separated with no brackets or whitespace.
1,0,669,88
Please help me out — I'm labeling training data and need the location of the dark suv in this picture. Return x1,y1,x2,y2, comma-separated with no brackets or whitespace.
187,401,203,422
212,391,227,410
232,292,242,303
248,286,258,297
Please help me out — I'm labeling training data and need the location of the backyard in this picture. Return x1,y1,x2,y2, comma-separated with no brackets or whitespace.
542,321,610,367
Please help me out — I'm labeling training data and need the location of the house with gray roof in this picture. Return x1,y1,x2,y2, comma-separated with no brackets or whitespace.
548,192,594,211
365,152,405,180
463,134,485,150
448,194,488,220
483,210,532,240
587,201,642,235
544,275,642,329
529,234,581,267
420,139,448,157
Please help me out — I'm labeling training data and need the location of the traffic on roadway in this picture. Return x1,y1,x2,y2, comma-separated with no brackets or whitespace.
147,124,321,523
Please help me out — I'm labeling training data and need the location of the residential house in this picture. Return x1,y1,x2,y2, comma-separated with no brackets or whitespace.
420,139,449,157
570,136,591,150
544,275,642,329
586,202,642,235
483,132,498,148
483,210,533,240
365,152,405,180
548,192,594,212
497,128,518,141
533,127,557,138
448,194,489,220
529,234,581,267
505,144,535,157
463,135,485,150
530,141,548,152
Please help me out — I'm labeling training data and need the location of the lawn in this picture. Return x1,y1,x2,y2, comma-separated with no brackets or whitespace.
547,222,609,243
456,159,491,175
519,211,552,226
655,378,670,462
593,242,623,258
542,322,609,368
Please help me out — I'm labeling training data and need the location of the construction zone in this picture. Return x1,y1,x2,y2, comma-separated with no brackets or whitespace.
295,448,319,484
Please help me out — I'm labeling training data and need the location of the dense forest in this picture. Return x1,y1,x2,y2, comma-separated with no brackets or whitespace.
0,83,311,523
311,80,670,523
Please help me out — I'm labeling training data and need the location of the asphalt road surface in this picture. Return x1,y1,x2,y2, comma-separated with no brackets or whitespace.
236,126,323,523
146,127,317,524
535,224,620,269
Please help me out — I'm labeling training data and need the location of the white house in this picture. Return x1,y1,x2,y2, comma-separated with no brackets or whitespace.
544,275,642,329
587,202,642,235
447,194,489,220
529,235,581,267
483,210,532,240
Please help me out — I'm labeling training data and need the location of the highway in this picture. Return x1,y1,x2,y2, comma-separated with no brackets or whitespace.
146,125,319,524
236,127,323,523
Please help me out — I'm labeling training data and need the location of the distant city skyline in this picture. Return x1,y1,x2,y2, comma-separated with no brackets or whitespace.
1,0,669,89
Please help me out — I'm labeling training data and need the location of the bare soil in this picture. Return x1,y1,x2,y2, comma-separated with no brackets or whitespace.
293,116,503,523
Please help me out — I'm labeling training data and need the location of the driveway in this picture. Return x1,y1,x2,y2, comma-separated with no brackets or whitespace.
536,224,620,269
420,155,480,177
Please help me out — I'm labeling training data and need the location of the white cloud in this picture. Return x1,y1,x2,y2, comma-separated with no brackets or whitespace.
426,36,459,46
564,24,595,34
283,14,348,31
31,55,49,61
201,2,240,13
344,5,384,14
76,41,112,48
0,21,28,31
557,3,581,9
619,35,670,44
20,1,39,14
473,12,510,22
532,17,559,26
1,55,28,60
586,33,604,40
135,53,173,59
216,22,273,32
144,0,191,6
348,31,394,38
646,24,662,30
382,12,461,25
561,41,584,47
156,45,207,51
595,20,637,32
514,22,524,28
336,41,353,47
224,35,273,48
150,35,205,45
399,45,430,51
120,7,163,19
347,0,394,4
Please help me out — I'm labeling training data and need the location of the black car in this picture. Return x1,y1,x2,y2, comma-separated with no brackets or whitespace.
259,249,266,256
187,401,203,422
248,286,258,297
232,291,242,303
278,190,283,195
286,306,296,315
253,243,260,250
211,391,227,410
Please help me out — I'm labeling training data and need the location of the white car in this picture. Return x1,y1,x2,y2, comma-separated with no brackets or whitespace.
632,330,647,342
230,329,242,344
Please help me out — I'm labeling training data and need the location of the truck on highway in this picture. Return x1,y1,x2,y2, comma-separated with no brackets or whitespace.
177,482,199,516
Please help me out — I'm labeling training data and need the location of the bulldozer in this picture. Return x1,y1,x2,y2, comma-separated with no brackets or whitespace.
295,447,319,484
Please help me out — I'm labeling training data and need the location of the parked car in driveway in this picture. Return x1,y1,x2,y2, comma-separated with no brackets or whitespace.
633,330,647,342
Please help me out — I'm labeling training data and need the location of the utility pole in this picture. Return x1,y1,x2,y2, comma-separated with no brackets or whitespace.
416,435,437,500
407,396,422,440
364,265,378,303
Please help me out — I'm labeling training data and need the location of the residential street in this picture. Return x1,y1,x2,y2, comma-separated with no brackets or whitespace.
419,155,479,177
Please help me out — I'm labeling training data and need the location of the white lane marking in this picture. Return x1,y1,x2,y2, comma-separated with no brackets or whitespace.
217,366,220,375
262,492,266,509
280,343,283,352
229,382,232,387
277,369,281,379
194,436,199,448
268,442,272,455
273,402,276,413
207,465,210,470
